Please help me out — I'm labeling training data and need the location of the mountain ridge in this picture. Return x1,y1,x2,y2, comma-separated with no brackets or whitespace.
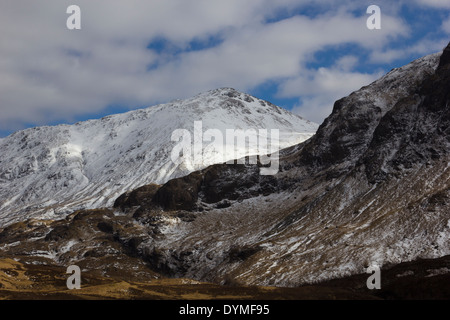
0,88,317,226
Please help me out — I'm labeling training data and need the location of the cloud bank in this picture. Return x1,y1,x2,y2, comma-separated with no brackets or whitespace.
0,0,448,134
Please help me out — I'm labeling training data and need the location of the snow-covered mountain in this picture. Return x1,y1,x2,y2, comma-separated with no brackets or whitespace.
0,88,317,226
1,44,449,295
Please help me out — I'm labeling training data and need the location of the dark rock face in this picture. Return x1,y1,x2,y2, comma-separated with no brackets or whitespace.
296,97,384,172
438,42,450,68
152,172,204,211
114,160,281,213
113,184,161,210
199,163,281,203
295,43,449,186
362,45,450,183
150,162,282,211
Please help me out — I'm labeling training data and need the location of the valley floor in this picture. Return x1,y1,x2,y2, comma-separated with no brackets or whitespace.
1,255,449,300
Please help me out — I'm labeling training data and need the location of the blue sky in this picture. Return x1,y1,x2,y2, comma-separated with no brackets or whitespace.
0,0,449,137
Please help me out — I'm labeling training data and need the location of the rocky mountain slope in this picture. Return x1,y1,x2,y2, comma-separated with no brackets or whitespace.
1,43,449,295
142,44,449,286
0,89,317,226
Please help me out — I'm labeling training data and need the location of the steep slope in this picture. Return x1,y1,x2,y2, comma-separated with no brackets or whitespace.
0,88,317,226
106,44,450,285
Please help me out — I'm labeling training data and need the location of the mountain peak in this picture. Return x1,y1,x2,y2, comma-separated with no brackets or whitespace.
438,41,450,68
196,87,254,101
213,87,239,94
0,89,318,226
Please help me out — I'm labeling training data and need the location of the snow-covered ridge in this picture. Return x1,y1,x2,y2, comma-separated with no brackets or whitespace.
0,88,318,226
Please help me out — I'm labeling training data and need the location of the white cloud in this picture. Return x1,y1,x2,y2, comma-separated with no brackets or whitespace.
414,0,450,8
335,55,359,71
282,62,382,123
0,0,433,133
369,38,449,63
443,16,450,34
